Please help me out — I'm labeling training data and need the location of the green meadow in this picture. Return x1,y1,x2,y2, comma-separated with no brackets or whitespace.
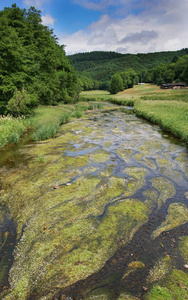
81,84,188,143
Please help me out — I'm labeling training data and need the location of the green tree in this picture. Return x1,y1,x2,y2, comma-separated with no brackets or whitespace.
0,4,78,114
109,74,124,94
7,87,38,117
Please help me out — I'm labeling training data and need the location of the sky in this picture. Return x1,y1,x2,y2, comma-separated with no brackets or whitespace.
1,0,188,55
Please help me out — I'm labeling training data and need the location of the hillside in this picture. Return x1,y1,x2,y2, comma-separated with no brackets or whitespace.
68,49,188,89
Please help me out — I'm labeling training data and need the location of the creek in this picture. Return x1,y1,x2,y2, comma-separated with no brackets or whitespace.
0,105,188,299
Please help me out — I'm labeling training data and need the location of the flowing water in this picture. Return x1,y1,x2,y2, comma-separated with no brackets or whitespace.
0,106,188,299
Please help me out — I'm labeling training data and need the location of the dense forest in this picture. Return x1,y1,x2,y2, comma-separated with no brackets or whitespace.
69,49,188,93
0,4,79,115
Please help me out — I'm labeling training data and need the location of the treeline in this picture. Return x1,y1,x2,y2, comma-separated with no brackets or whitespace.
109,54,188,94
0,4,79,116
69,49,188,93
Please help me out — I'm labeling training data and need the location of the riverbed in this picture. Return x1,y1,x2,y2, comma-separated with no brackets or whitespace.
0,106,188,299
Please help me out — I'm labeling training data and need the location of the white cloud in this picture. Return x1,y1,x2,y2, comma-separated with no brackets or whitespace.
22,0,49,9
42,14,56,27
61,0,188,54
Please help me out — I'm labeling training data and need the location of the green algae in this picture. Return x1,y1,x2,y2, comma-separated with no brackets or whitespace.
159,168,184,184
1,107,188,299
91,149,111,163
179,236,188,262
103,141,113,148
117,148,133,164
124,167,149,196
118,294,140,300
85,287,112,299
99,166,113,177
151,177,176,209
122,261,145,280
151,203,188,239
3,198,149,299
133,153,156,170
142,189,159,211
138,140,163,156
128,261,145,269
146,256,172,284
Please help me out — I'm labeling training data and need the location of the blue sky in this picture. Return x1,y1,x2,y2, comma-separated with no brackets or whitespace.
1,0,188,55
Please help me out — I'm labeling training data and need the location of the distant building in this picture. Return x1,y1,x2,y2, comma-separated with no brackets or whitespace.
160,83,186,89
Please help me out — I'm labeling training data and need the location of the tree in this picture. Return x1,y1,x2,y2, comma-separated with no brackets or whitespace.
7,87,38,117
0,4,79,114
109,74,124,94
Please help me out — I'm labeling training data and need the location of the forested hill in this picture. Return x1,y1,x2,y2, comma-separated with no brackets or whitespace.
68,49,188,90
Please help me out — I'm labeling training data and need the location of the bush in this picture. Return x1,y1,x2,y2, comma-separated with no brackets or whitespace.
88,105,94,110
72,111,82,118
7,87,38,117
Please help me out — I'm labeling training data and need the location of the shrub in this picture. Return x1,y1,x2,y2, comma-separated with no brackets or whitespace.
7,87,38,117
72,111,82,118
0,116,27,149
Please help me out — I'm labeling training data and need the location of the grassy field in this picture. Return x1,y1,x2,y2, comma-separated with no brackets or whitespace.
81,84,188,143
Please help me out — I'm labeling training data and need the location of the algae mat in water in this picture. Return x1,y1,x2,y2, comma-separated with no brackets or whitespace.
0,108,188,299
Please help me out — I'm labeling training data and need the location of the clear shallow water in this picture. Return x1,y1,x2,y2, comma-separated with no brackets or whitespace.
0,107,188,299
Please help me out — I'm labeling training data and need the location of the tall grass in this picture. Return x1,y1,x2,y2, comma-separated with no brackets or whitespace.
0,116,27,149
31,106,70,141
134,100,188,142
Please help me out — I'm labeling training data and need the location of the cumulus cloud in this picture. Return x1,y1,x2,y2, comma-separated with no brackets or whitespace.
61,0,188,54
121,30,158,45
42,14,56,27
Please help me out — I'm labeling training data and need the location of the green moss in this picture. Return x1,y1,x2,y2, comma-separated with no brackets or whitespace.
145,285,171,299
146,269,188,300
151,203,188,239
164,269,188,299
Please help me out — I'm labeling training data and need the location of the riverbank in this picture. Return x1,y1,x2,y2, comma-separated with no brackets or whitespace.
1,84,188,150
0,102,105,150
81,84,188,143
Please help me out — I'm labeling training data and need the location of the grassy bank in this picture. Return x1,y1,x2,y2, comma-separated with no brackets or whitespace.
81,85,188,143
0,102,106,150
0,106,73,150
134,100,188,142
0,116,28,149
30,106,72,141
